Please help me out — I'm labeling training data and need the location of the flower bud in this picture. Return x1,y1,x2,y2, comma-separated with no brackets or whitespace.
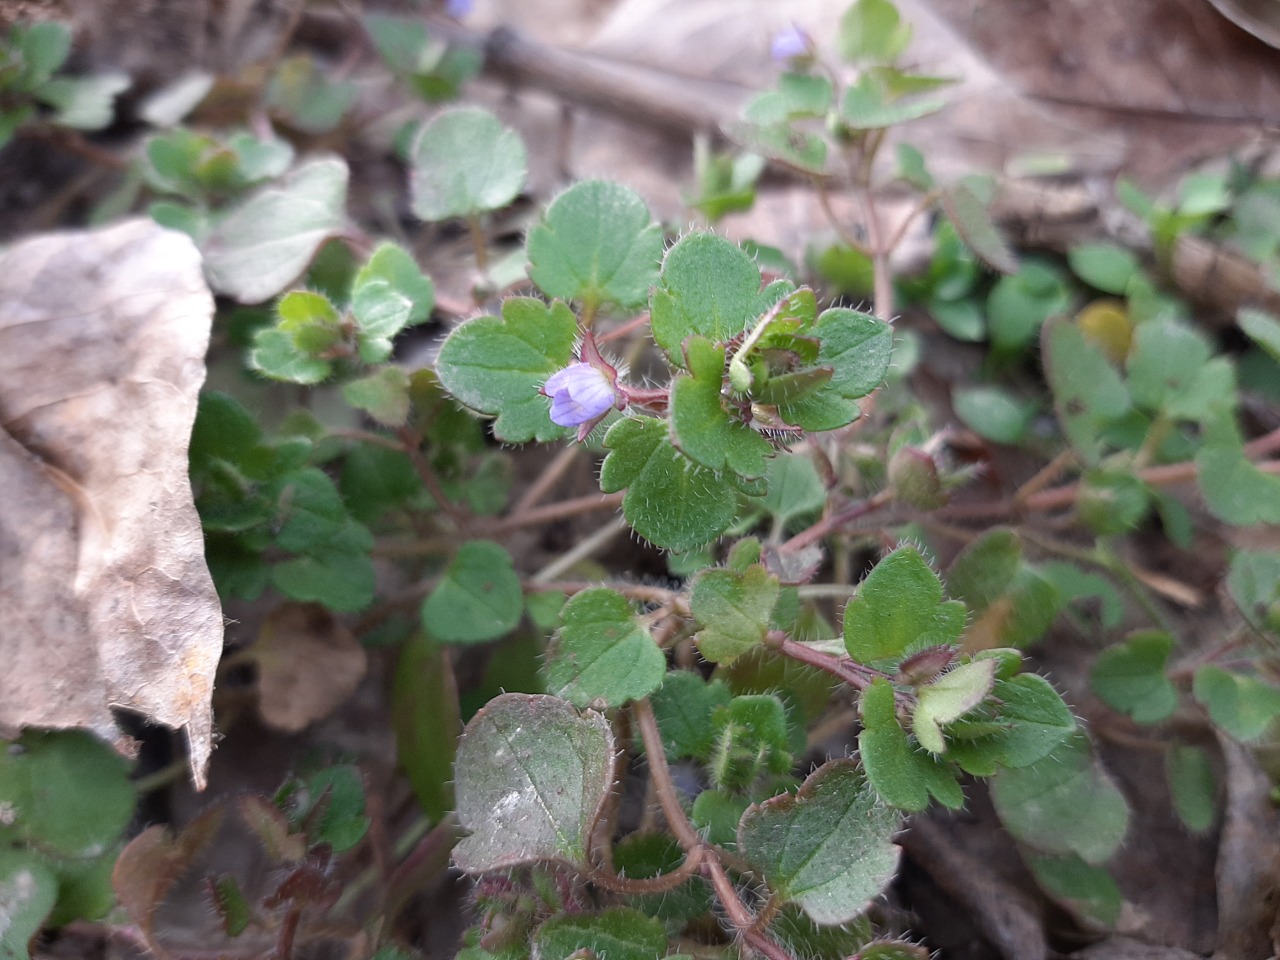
888,446,946,509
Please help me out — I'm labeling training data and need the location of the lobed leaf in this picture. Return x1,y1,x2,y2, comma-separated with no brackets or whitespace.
599,416,738,551
844,545,966,665
434,297,577,443
422,540,523,644
738,759,902,925
543,588,666,707
691,564,781,664
1090,631,1177,724
527,180,663,312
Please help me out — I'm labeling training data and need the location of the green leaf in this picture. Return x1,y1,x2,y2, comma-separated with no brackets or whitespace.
838,0,912,63
15,21,71,86
691,564,780,664
991,732,1129,864
434,297,576,443
422,540,523,644
670,337,772,478
948,537,1061,649
759,453,826,527
392,632,460,822
208,875,252,937
691,789,750,849
544,588,665,707
650,232,783,359
353,242,435,328
843,545,966,664
452,693,614,872
611,833,712,930
858,679,964,811
39,72,129,130
912,660,996,754
342,367,411,427
1024,852,1121,929
839,74,945,130
987,261,1069,352
533,908,666,960
1042,317,1132,464
952,385,1035,444
1195,412,1280,525
649,672,733,761
896,143,933,190
267,54,358,133
709,695,793,791
948,673,1076,771
738,759,901,925
277,289,343,353
203,157,349,303
1041,562,1124,630
249,328,332,384
298,765,369,852
1090,631,1177,724
599,416,737,551
527,180,663,312
942,182,1018,274
1238,307,1280,362
1166,743,1217,834
1227,549,1280,637
0,850,57,960
409,107,527,221
1068,243,1139,295
1126,319,1232,421
0,730,134,858
812,306,894,401
1193,665,1280,741
271,545,375,611
1078,469,1151,536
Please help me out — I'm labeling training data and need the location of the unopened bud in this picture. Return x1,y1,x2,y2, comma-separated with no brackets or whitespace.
897,644,958,685
888,446,946,509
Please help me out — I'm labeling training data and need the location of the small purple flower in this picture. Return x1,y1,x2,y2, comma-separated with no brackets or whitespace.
445,0,473,18
770,24,812,63
543,362,617,428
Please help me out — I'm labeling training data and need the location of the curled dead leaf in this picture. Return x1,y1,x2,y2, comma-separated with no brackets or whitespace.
251,603,367,733
0,219,223,789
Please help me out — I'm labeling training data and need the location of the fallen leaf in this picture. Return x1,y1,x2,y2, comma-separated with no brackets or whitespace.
252,602,368,733
0,219,222,789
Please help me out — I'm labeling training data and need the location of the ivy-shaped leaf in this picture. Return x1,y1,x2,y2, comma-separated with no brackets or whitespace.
648,672,733,762
690,564,780,664
543,588,666,707
599,416,738,551
527,180,663,313
858,678,964,812
946,672,1076,773
1195,411,1280,525
948,530,1059,649
0,850,58,960
670,337,773,478
1193,665,1280,741
1042,317,1132,465
650,233,789,360
1090,631,1177,724
738,759,901,925
434,297,576,443
844,545,966,665
422,540,523,644
409,107,527,221
452,694,614,873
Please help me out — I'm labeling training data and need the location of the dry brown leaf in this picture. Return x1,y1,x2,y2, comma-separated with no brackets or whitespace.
252,603,367,733
0,219,222,789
